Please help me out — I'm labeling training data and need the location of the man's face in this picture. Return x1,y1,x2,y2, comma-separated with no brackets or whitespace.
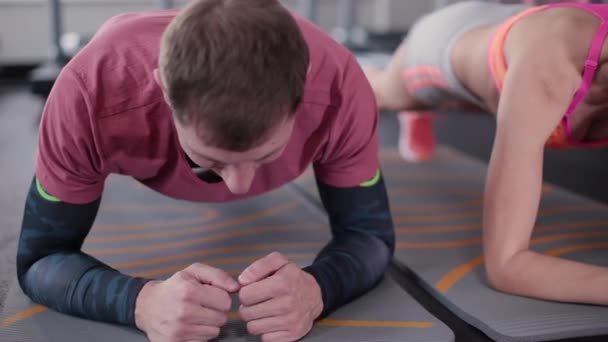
174,116,295,195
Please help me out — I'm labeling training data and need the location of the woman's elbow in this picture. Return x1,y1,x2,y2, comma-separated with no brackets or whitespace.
484,257,518,294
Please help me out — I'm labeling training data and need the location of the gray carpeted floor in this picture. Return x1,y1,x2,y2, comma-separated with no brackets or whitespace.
0,84,40,313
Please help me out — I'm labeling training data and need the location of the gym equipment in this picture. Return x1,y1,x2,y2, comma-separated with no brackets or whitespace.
29,0,69,99
297,0,319,25
296,0,404,53
0,172,454,342
29,0,176,100
158,0,174,9
332,0,367,51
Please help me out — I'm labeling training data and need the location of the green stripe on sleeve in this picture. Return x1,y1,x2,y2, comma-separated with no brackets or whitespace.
36,178,61,202
359,169,381,187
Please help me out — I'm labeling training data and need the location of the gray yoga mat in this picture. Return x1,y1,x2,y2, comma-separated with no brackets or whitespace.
360,147,608,342
0,173,454,342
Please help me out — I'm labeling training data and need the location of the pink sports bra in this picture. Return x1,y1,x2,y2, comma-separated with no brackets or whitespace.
488,3,608,149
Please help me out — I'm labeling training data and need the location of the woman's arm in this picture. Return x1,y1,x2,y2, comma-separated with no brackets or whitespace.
483,41,608,305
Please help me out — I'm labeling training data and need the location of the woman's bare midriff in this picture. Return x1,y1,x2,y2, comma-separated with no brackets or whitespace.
451,24,501,115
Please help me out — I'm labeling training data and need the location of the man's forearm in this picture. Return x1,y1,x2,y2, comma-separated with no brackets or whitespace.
303,231,392,316
17,177,151,327
304,171,395,316
19,252,150,326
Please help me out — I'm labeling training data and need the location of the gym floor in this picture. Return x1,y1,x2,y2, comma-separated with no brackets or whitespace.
2,74,608,341
0,81,39,315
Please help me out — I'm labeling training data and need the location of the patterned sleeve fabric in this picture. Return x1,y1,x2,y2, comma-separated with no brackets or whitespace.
303,170,396,317
16,176,151,328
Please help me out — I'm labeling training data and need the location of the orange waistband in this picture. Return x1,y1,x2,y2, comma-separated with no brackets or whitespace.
487,5,549,92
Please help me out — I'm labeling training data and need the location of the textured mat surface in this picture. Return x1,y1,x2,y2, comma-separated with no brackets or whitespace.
0,172,454,342
341,147,608,342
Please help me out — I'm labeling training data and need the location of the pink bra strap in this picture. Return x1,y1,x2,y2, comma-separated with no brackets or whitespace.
564,20,608,141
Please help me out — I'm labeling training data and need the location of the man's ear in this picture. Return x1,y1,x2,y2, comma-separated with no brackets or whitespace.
153,68,171,106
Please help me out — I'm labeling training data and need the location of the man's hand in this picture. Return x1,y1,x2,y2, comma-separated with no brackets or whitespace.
238,252,324,342
135,263,240,342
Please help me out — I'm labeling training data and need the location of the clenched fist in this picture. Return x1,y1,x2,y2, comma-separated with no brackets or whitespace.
238,252,323,342
135,263,240,342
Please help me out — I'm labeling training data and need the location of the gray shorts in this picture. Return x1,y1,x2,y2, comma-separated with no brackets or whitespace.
401,1,530,108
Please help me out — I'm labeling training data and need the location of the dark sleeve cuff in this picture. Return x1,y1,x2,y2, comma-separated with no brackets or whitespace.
302,262,334,318
126,277,155,329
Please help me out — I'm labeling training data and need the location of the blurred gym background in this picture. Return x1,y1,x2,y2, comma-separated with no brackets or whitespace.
0,0,607,312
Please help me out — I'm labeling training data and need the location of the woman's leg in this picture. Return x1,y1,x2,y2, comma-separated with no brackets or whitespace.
362,42,430,112
361,41,437,162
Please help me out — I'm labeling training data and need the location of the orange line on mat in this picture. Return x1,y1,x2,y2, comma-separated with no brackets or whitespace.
133,253,316,278
536,220,608,233
389,187,480,197
386,182,552,197
100,203,214,214
397,238,481,249
92,208,219,232
531,231,608,244
383,163,485,176
397,223,480,236
317,319,434,328
87,222,323,256
395,204,601,225
538,204,607,216
389,172,479,181
392,199,482,213
397,206,608,236
113,242,324,270
395,211,480,224
434,230,608,294
1,305,47,328
435,256,485,294
88,202,298,241
545,242,608,257
227,312,432,328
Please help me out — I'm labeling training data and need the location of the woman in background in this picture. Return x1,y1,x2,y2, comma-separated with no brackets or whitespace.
364,0,608,305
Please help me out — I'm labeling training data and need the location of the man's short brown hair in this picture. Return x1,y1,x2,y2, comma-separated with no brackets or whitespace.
159,0,309,151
